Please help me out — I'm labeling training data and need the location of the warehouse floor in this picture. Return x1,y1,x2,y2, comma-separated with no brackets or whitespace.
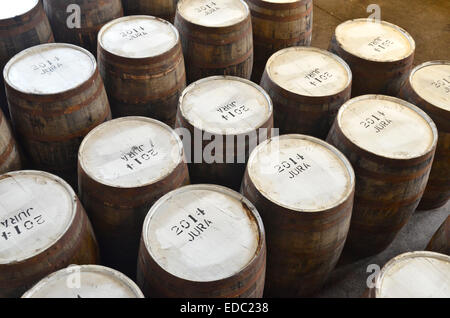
311,0,450,297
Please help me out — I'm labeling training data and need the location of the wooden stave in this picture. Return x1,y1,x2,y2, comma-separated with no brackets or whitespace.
174,4,253,84
0,171,100,298
245,0,313,83
398,61,450,210
4,44,112,188
0,109,21,174
0,0,54,117
43,0,124,56
97,19,186,128
122,0,179,23
328,19,415,97
260,49,352,139
426,216,450,255
326,96,438,257
136,185,266,298
241,135,355,297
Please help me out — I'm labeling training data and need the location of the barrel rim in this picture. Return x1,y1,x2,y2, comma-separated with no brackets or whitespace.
0,0,39,21
179,75,274,136
374,251,450,298
21,264,145,298
336,94,439,160
247,134,356,213
265,46,353,98
246,0,310,10
334,18,416,63
0,170,77,265
142,183,266,283
78,116,184,189
3,43,97,97
98,15,180,60
176,0,250,29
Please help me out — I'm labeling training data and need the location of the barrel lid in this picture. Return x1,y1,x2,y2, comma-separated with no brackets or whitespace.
410,61,450,112
0,171,76,264
262,0,301,3
177,0,249,27
247,135,354,212
266,47,352,97
375,252,450,298
335,19,415,62
337,95,437,160
79,117,184,188
4,43,96,95
0,0,38,20
179,76,272,135
22,265,144,298
143,184,262,282
98,16,179,59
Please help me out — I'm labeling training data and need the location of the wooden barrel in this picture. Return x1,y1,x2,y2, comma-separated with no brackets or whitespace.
0,171,99,298
0,0,54,117
78,117,190,278
242,134,355,297
399,61,450,210
98,16,185,127
176,76,273,191
43,0,123,56
326,95,438,257
426,216,449,255
260,47,352,139
22,265,144,298
0,108,21,174
136,184,266,298
329,19,415,97
174,0,253,84
367,251,450,298
245,0,313,83
122,0,179,23
4,43,112,188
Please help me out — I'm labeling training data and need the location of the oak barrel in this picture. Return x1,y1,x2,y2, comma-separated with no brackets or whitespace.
426,216,449,255
367,251,450,298
136,184,266,298
4,43,111,188
0,108,21,174
245,0,313,83
122,0,180,23
261,47,352,139
242,134,355,297
174,0,253,83
0,0,54,117
327,95,438,257
22,265,144,298
78,117,190,278
0,170,99,298
176,76,273,190
98,16,185,127
43,0,124,56
399,61,450,210
329,19,415,97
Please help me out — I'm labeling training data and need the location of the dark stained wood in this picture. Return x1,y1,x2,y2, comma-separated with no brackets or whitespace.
122,0,179,23
0,109,21,174
426,216,450,255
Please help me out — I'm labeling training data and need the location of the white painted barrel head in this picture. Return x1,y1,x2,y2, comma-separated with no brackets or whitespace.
22,265,144,298
179,76,273,135
177,0,249,27
335,19,415,62
79,117,184,188
266,47,352,97
410,61,450,112
375,252,450,298
0,171,76,265
0,0,38,20
4,43,96,95
337,95,438,159
143,184,263,282
98,16,179,59
247,135,354,212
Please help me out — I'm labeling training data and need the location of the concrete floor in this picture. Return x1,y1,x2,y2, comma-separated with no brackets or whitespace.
310,0,450,298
